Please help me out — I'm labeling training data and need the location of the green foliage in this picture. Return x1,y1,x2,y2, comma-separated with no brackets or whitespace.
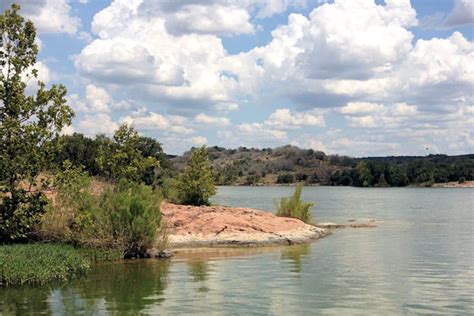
40,165,166,257
0,4,74,242
97,125,159,183
276,183,313,224
277,173,294,184
175,147,216,206
355,161,373,187
0,190,48,241
0,243,121,286
98,180,163,257
376,174,388,187
38,161,98,243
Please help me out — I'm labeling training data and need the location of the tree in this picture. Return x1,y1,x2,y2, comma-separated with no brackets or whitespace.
176,146,216,206
97,124,159,183
0,5,74,241
355,161,373,187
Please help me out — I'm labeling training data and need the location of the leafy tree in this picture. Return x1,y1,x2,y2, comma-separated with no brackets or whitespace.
355,161,373,187
97,124,159,183
387,165,408,187
0,5,74,242
176,146,216,206
56,133,103,175
376,173,388,187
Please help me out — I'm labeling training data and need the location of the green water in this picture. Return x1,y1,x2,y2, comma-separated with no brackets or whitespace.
1,187,473,315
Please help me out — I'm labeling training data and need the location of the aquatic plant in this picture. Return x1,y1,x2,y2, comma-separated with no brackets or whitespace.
0,243,121,286
276,183,313,224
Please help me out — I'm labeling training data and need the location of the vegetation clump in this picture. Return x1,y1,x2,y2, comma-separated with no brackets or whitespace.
276,183,313,224
0,243,121,286
39,162,166,258
175,147,216,206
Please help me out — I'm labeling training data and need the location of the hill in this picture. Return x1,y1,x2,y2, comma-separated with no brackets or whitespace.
171,145,474,187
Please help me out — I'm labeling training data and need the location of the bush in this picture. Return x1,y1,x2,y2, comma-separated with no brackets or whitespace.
37,161,100,244
99,180,164,257
276,183,313,224
277,173,294,184
0,243,121,286
175,147,216,206
1,190,48,242
39,165,166,258
458,177,466,184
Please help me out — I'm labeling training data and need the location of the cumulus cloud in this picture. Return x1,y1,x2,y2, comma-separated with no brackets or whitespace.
68,0,473,155
121,110,194,135
445,0,474,27
195,113,230,126
4,0,81,34
77,113,118,136
265,108,325,128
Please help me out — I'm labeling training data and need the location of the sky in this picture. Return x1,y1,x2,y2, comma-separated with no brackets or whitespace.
2,0,473,156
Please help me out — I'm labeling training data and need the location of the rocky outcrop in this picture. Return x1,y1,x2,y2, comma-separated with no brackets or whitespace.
161,202,329,248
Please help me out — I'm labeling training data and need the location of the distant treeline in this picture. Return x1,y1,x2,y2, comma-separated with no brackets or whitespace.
54,136,472,187
173,145,474,187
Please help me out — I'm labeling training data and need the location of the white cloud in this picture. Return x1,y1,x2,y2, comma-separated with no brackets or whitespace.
195,114,230,126
67,0,473,155
265,108,325,128
77,113,118,136
5,0,81,34
121,110,194,135
85,84,111,112
445,0,474,27
190,136,208,146
60,125,75,136
237,123,287,141
339,102,385,115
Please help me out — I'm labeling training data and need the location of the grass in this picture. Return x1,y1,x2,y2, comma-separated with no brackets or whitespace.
0,243,122,286
276,182,313,224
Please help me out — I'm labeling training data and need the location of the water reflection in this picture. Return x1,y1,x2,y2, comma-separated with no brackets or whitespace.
1,259,171,314
65,260,170,313
0,284,51,314
280,244,311,274
187,260,210,293
188,260,210,283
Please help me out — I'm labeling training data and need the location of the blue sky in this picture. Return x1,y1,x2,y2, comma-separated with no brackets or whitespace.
3,0,473,156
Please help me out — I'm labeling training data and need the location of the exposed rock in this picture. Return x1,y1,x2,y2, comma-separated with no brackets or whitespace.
146,249,173,259
161,202,329,248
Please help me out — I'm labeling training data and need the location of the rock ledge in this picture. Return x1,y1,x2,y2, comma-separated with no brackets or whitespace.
161,202,329,248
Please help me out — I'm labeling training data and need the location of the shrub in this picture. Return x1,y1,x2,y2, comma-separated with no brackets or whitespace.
99,180,164,257
175,147,216,206
37,161,99,244
458,177,466,184
276,182,313,224
277,173,294,184
39,166,166,258
1,191,48,242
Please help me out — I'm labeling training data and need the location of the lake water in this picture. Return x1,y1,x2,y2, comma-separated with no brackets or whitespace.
1,186,473,315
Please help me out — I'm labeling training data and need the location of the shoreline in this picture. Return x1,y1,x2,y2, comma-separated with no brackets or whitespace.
216,181,474,188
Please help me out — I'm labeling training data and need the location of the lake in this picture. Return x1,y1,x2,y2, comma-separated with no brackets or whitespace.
1,186,473,315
